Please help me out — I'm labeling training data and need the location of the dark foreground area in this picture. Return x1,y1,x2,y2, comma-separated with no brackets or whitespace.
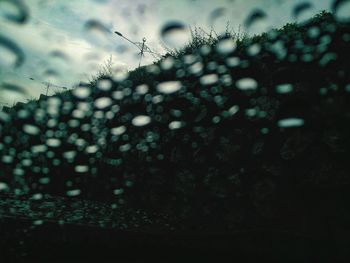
1,190,350,262
1,217,349,262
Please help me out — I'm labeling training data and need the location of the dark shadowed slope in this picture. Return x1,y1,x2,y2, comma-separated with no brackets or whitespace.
1,11,350,262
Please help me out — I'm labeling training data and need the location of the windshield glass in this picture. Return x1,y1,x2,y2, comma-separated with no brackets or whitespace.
1,0,349,261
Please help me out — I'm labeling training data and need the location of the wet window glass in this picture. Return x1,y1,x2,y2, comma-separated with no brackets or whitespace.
0,0,349,261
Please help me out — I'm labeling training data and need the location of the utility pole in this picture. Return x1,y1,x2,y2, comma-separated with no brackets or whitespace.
114,31,161,68
45,82,50,96
139,37,146,68
29,77,67,96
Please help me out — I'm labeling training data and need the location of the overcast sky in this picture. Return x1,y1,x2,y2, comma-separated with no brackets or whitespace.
0,0,334,105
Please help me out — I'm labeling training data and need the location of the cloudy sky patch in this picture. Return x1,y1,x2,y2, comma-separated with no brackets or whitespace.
0,0,333,105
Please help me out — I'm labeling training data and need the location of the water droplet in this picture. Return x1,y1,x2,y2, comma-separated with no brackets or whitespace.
278,118,305,128
200,74,219,85
152,95,163,104
97,79,112,91
169,121,183,130
66,189,81,197
31,144,48,153
75,165,89,173
32,193,43,200
333,0,350,21
119,143,131,152
42,69,60,84
46,138,61,147
1,155,13,164
228,105,239,116
206,7,230,34
86,145,99,154
157,81,182,94
132,115,151,126
0,112,10,122
63,150,77,160
189,61,203,75
125,180,133,187
276,83,293,94
247,43,261,56
84,19,110,34
212,116,221,123
135,84,149,94
216,38,236,55
112,90,124,100
23,124,40,135
14,168,24,176
270,40,287,60
308,26,321,38
183,54,197,64
0,83,27,97
226,57,240,67
73,86,91,99
345,84,350,92
21,159,32,167
94,97,112,109
49,50,70,62
0,35,25,68
33,220,43,226
0,182,9,191
293,2,314,19
244,9,267,29
39,177,50,184
208,7,226,26
0,0,28,24
147,65,161,75
161,56,175,70
236,78,258,90
111,67,129,82
261,128,269,134
68,119,80,127
111,125,126,136
245,108,257,117
161,21,188,48
113,188,124,195
200,45,211,56
48,97,61,106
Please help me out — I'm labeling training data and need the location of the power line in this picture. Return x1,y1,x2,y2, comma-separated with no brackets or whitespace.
3,70,68,92
28,77,68,96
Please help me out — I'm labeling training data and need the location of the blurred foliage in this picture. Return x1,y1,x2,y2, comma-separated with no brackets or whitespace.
0,11,349,245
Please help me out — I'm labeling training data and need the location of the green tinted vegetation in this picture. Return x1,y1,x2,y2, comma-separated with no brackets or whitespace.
1,10,350,262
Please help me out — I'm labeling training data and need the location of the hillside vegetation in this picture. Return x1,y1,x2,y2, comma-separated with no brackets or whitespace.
1,11,350,261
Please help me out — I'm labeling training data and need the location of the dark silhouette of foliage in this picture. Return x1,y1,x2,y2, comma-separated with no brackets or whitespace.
1,11,350,262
